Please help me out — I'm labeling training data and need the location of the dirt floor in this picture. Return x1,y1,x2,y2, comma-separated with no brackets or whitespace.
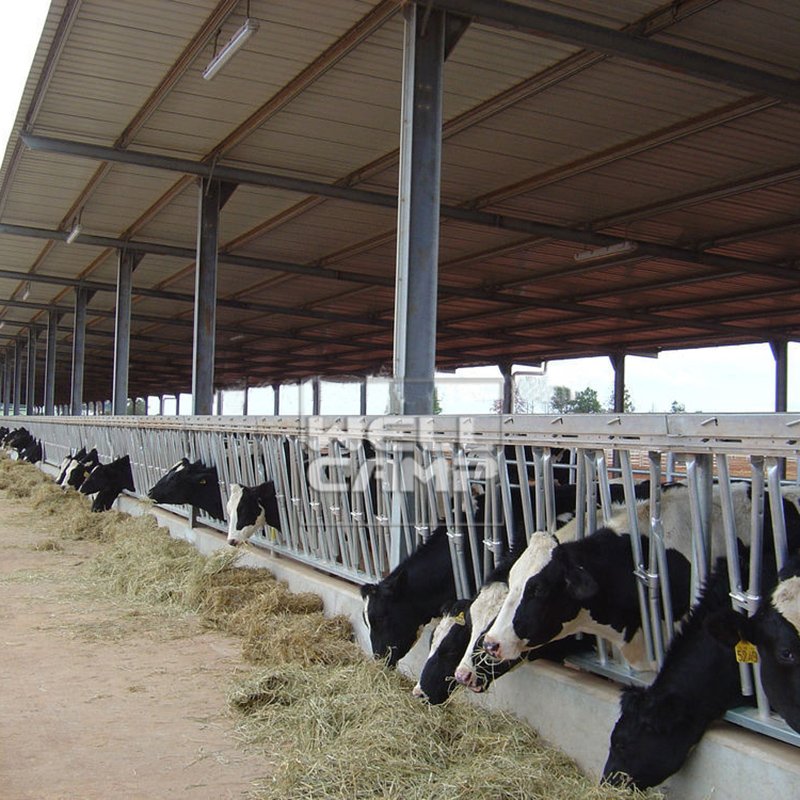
0,494,269,800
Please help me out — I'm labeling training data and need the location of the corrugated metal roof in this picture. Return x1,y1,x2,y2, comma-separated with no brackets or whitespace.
1,0,799,402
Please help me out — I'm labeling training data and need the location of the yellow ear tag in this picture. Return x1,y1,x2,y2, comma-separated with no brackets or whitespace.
452,611,466,626
735,640,759,664
199,479,207,484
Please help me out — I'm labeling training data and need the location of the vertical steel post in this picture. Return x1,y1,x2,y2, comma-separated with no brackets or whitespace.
13,339,23,415
242,380,249,416
771,340,788,413
273,382,280,415
44,309,58,415
2,349,11,416
500,361,513,413
312,376,321,415
771,340,788,479
611,353,625,413
392,4,445,415
193,178,222,416
113,249,135,415
25,327,37,415
360,377,368,415
70,287,88,416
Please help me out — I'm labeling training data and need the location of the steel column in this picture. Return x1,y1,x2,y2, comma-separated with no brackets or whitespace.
360,377,368,415
500,361,513,414
312,377,321,415
611,352,626,413
771,340,788,413
192,178,222,415
3,356,7,417
112,249,137,415
13,339,23,415
44,309,58,415
25,327,38,415
70,287,88,416
273,383,280,415
393,4,445,414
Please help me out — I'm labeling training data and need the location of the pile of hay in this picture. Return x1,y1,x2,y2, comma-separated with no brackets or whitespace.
229,662,660,800
0,456,51,497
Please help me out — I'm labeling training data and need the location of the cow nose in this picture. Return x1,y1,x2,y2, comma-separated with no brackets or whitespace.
454,666,473,686
483,638,500,657
411,683,424,698
227,539,239,547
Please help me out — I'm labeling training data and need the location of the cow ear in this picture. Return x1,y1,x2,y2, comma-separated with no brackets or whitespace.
565,563,598,601
705,607,753,647
360,582,378,599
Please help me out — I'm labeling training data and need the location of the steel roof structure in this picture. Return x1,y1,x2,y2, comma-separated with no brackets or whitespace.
1,0,800,407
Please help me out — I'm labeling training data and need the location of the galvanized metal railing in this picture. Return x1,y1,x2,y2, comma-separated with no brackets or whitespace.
10,411,800,747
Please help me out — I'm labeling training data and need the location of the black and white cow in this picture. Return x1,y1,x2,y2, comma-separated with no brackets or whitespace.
19,438,43,463
413,576,589,704
226,481,282,545
56,448,86,485
708,549,800,734
602,491,800,789
360,525,466,668
79,455,135,512
482,482,751,667
602,553,748,789
63,448,101,491
147,458,224,521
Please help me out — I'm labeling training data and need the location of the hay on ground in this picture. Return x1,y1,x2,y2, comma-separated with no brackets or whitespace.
241,611,361,667
230,662,662,800
0,458,51,496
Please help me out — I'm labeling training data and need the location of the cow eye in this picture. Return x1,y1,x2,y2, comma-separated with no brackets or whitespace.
778,648,797,665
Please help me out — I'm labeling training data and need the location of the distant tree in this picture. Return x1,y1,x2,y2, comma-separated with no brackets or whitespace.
550,385,573,413
490,385,537,414
432,387,443,415
669,400,686,413
571,387,603,413
608,387,635,412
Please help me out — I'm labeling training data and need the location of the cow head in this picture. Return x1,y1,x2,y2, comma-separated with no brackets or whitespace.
80,455,135,512
65,448,100,491
413,599,471,704
708,560,800,733
147,458,224,520
454,581,511,692
226,481,281,546
483,532,567,661
603,684,705,790
360,568,419,668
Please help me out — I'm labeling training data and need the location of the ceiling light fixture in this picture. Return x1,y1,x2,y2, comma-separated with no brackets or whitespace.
66,208,83,244
203,17,259,80
21,282,31,301
573,240,638,264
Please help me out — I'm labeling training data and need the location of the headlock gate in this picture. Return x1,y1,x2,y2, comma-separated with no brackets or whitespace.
17,412,800,749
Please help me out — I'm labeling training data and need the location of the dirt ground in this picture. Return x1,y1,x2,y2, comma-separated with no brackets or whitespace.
0,495,269,800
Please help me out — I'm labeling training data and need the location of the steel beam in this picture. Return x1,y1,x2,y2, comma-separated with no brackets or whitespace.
70,288,88,416
421,0,800,105
393,5,445,414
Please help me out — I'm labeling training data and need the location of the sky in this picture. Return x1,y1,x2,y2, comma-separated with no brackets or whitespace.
4,2,798,417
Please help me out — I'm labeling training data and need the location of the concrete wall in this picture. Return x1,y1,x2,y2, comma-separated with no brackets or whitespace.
74,482,800,799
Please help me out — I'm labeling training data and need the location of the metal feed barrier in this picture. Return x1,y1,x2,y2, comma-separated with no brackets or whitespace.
14,412,800,748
